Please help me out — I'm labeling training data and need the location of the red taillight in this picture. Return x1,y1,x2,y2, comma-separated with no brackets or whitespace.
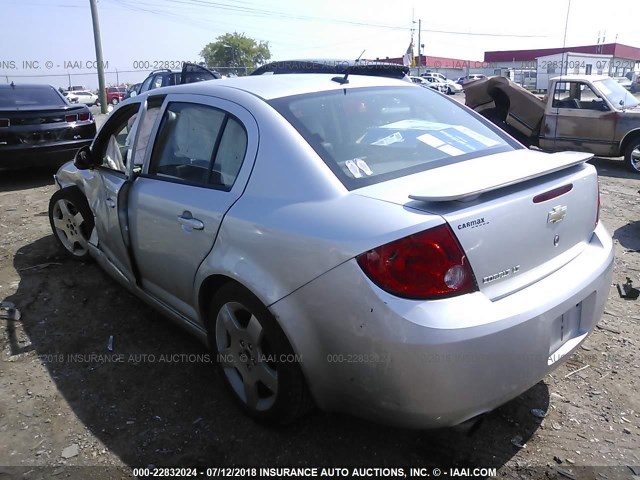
356,224,478,300
0,118,9,128
65,114,78,123
77,112,91,121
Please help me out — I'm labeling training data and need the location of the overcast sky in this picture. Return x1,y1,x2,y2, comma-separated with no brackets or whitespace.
2,0,639,88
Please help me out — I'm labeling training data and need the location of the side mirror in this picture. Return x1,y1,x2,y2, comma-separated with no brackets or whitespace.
74,146,98,170
130,91,137,98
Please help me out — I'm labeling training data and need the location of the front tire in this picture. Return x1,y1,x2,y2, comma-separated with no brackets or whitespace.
208,283,313,424
48,188,94,261
111,98,119,105
624,138,640,173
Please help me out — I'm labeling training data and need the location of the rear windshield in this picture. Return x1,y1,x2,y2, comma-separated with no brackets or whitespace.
270,86,515,189
0,86,66,108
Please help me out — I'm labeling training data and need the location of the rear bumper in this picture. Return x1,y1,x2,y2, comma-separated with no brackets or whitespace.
0,139,92,169
271,223,614,428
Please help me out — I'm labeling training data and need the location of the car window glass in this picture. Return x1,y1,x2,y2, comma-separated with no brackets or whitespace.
270,86,513,190
0,86,66,107
131,106,162,167
148,102,226,186
163,74,179,87
553,82,606,110
99,105,142,173
140,76,153,93
213,118,247,189
152,75,163,89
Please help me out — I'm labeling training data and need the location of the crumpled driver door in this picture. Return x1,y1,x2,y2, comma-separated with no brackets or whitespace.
85,101,144,285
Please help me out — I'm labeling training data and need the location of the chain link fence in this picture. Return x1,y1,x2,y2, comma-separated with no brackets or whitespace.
2,65,256,91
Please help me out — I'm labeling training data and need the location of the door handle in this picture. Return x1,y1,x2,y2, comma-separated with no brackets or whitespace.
106,197,116,208
177,211,204,231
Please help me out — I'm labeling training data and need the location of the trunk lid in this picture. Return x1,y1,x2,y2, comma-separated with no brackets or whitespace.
354,149,599,300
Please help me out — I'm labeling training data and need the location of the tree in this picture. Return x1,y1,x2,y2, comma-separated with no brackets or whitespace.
200,32,271,74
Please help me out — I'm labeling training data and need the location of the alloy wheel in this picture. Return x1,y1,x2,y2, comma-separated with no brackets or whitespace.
215,301,278,411
630,145,640,172
51,198,89,257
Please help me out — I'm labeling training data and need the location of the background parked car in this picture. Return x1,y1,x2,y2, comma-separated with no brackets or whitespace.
137,63,221,96
105,86,127,105
66,90,99,106
456,74,486,85
624,71,640,93
411,75,447,93
409,75,431,87
124,83,141,100
0,83,95,169
613,76,633,91
421,72,463,94
421,76,448,93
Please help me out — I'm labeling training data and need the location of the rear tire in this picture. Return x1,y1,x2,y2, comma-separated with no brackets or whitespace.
48,188,94,261
624,137,640,173
111,98,119,105
207,283,313,424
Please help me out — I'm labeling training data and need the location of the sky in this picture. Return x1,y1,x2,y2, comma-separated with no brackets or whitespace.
2,0,639,89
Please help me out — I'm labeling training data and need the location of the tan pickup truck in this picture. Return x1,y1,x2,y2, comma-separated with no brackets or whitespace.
463,74,640,173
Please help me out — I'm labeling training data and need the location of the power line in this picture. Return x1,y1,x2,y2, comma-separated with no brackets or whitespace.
108,0,548,38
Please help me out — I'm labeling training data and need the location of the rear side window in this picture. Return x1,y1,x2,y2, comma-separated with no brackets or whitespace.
270,86,515,189
148,102,247,189
140,76,153,93
0,86,65,107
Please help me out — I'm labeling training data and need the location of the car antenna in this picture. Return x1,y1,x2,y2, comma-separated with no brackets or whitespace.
332,49,366,85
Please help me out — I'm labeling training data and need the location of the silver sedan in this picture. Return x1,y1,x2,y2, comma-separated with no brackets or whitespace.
49,74,614,428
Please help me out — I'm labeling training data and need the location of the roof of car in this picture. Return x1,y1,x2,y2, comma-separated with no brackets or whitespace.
142,73,415,101
550,74,610,82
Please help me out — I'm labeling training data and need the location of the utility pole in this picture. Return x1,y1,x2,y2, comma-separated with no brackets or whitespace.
417,19,422,76
89,0,107,113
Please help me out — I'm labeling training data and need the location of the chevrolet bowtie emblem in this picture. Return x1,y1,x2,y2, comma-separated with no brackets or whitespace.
547,205,567,224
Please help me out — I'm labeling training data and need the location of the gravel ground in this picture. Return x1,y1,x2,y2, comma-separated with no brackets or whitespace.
0,108,639,479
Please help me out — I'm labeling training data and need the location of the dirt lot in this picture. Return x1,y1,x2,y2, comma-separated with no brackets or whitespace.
1,145,639,478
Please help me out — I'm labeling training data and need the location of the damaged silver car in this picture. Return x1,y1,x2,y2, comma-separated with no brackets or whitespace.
49,74,613,427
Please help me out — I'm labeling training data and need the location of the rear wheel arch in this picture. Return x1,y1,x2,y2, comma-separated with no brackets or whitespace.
198,274,237,324
620,131,640,173
619,129,640,155
198,275,296,347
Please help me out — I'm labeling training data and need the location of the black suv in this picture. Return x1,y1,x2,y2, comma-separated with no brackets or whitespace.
136,63,222,96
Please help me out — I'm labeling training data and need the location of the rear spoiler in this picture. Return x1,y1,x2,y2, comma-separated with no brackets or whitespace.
409,151,593,202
